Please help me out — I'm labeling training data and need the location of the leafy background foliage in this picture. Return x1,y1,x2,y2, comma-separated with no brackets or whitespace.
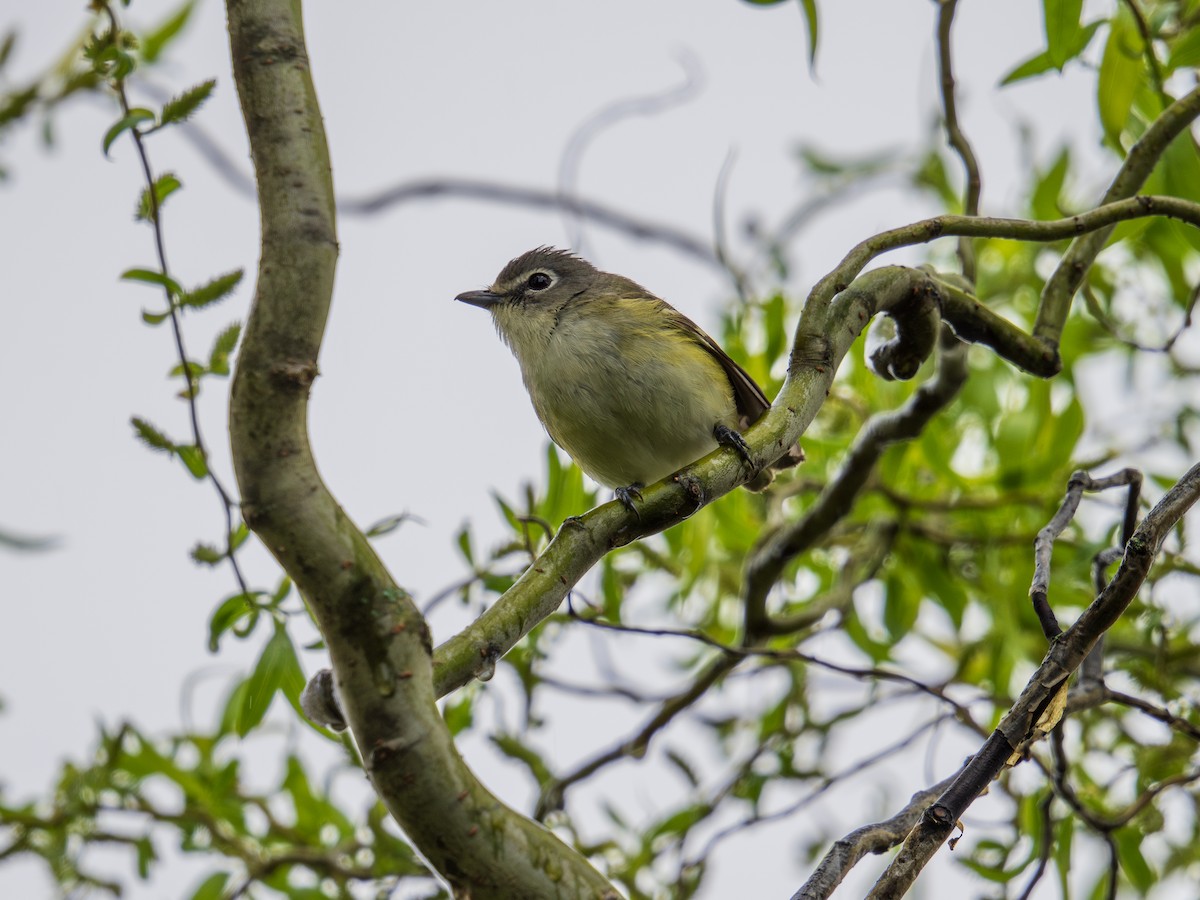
2,0,1199,898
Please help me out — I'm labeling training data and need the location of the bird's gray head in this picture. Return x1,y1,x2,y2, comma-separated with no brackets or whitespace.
454,247,599,314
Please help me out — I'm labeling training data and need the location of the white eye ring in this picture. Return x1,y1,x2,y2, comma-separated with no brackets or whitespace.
526,271,554,291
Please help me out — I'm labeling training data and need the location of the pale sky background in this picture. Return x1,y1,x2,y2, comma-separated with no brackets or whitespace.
2,1,1183,898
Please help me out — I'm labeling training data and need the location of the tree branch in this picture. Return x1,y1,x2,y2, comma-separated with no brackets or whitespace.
790,774,958,900
224,1,616,896
864,461,1200,899
434,187,1200,694
1035,86,1200,345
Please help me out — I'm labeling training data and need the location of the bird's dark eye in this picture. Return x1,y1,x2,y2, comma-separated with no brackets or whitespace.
527,272,553,291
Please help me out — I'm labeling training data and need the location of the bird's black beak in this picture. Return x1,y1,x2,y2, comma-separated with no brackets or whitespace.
455,289,503,309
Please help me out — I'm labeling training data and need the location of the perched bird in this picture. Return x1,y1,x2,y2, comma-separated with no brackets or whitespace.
455,247,801,506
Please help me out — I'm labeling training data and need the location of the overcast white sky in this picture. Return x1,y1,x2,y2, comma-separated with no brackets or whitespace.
2,1,1162,897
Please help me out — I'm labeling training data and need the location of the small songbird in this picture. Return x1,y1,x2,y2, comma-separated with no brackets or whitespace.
455,247,802,506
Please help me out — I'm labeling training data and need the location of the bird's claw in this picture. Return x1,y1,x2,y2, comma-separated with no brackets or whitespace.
614,484,644,520
713,423,756,470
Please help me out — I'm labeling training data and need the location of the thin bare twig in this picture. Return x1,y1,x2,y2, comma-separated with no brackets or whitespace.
1028,468,1142,639
1014,792,1055,900
935,0,982,279
558,49,704,256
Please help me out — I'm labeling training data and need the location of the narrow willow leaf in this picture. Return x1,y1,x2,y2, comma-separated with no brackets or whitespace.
181,270,242,310
1098,11,1141,146
208,592,259,651
160,79,215,127
141,0,197,64
134,172,181,222
121,267,183,298
130,416,175,453
800,0,819,70
0,31,16,70
102,107,155,156
188,871,230,900
175,444,209,479
208,321,242,375
1043,0,1084,67
190,542,223,565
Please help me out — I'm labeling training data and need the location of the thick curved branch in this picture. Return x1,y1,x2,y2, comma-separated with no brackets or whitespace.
223,2,615,897
804,195,1200,325
1035,86,1200,345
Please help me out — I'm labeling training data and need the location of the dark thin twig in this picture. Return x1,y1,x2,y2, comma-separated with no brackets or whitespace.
346,176,723,269
534,652,739,820
1081,545,1124,684
744,331,968,636
570,612,987,735
713,147,751,300
1015,792,1055,900
1028,469,1142,639
558,49,704,256
935,0,982,280
1103,687,1200,741
1120,0,1166,97
1083,280,1198,353
687,715,949,876
99,5,250,600
131,85,726,273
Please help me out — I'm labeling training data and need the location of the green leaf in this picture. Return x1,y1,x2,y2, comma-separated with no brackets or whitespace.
1000,49,1057,85
208,593,260,651
1098,11,1142,148
175,444,209,479
270,576,292,605
800,0,819,70
130,416,175,453
181,270,242,310
456,525,474,565
1044,0,1084,67
1030,146,1070,220
134,835,156,878
188,872,230,900
233,623,304,736
366,512,418,538
0,31,16,71
168,360,206,380
191,542,224,566
102,107,155,156
160,79,215,127
1168,25,1200,71
230,522,250,551
1000,21,1099,84
1115,828,1155,892
121,267,183,298
208,322,242,375
135,172,181,221
141,309,172,325
442,693,475,736
141,1,198,64
490,733,554,784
